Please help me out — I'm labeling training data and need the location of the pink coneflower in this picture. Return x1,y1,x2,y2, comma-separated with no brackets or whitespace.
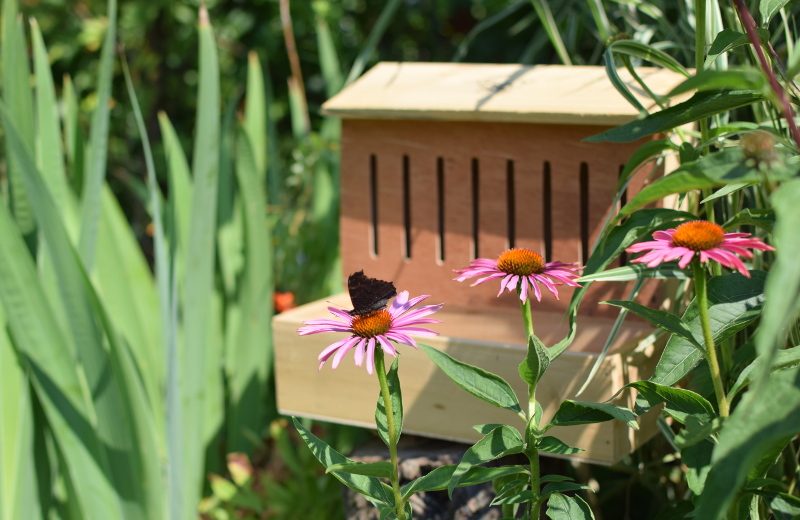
298,291,442,375
453,248,583,303
626,220,774,277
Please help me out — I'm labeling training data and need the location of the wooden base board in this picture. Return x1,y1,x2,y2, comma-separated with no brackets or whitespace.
274,293,662,465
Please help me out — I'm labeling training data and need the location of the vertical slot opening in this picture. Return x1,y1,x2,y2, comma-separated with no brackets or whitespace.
506,160,516,249
619,165,628,265
471,158,480,259
579,162,590,265
542,161,552,262
402,155,411,260
437,157,445,263
370,154,379,256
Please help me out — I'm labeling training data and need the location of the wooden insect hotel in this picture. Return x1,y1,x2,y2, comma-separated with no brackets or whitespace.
274,63,684,464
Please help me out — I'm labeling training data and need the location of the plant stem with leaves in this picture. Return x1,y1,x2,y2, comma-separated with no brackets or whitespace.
692,260,730,418
375,350,407,520
520,295,541,519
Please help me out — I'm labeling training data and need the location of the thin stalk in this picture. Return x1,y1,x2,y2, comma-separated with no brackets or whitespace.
693,260,730,417
519,294,540,519
733,0,800,148
375,349,406,520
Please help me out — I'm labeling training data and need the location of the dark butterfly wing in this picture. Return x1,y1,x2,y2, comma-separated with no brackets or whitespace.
347,270,397,316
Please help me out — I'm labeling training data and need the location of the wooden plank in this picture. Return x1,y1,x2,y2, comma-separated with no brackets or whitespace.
323,63,687,126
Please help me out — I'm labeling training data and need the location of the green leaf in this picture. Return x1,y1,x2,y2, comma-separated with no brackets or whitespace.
579,264,689,282
293,418,391,507
616,148,796,221
752,179,800,391
547,400,638,430
376,356,403,448
704,29,768,69
682,439,714,495
531,0,572,65
673,415,716,449
519,334,550,387
30,19,70,216
448,426,524,497
607,40,690,77
77,0,117,270
541,475,575,483
537,436,584,456
729,346,800,399
626,381,714,424
541,482,592,496
603,300,702,349
546,493,595,520
585,90,766,143
722,208,775,234
244,52,267,181
759,491,800,519
181,7,221,518
492,489,537,505
617,139,679,193
401,465,527,498
327,462,394,480
667,69,767,97
694,367,800,520
701,182,755,203
344,0,402,85
2,2,36,241
651,271,767,387
225,124,275,452
419,344,522,415
760,0,791,24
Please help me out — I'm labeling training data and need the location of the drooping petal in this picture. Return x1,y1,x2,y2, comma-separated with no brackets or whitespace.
365,338,377,375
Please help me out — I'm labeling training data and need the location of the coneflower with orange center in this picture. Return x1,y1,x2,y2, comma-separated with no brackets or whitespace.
298,291,442,375
453,248,583,303
626,220,774,277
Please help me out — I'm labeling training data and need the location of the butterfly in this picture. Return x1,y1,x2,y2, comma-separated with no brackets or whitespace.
347,270,397,316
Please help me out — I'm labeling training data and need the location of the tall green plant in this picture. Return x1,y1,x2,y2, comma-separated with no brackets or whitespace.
0,3,277,519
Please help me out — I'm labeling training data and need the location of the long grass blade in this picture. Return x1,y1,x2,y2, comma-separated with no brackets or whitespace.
0,305,39,520
30,19,71,221
344,0,402,86
181,5,220,518
225,124,275,452
530,0,573,65
77,0,117,271
315,13,344,97
245,52,268,182
2,3,36,243
62,74,85,195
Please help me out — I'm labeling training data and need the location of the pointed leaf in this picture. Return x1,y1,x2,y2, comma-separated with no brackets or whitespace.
448,426,524,497
419,343,522,415
604,300,701,348
327,462,394,480
401,465,527,498
546,493,595,520
537,436,585,456
547,400,638,430
519,334,550,387
626,381,714,423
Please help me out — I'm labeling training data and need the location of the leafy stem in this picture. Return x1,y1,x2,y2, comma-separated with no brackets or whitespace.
375,349,406,520
519,292,540,518
692,260,730,417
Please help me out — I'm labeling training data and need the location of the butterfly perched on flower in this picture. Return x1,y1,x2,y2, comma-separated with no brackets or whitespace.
347,270,397,316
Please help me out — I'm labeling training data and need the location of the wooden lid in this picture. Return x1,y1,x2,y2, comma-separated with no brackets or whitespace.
322,62,685,126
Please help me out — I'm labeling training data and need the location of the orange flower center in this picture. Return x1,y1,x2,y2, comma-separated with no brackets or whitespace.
351,310,392,338
496,248,545,276
671,221,725,251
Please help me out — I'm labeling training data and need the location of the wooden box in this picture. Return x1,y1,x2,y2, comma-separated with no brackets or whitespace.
274,63,683,464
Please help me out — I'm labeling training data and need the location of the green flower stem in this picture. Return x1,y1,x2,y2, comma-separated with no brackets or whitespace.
692,260,730,418
375,349,406,520
519,294,540,519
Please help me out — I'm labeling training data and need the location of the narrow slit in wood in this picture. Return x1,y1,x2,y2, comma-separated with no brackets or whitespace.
506,159,516,250
471,158,480,259
370,154,378,256
437,157,445,263
402,155,411,260
543,161,552,262
580,162,590,265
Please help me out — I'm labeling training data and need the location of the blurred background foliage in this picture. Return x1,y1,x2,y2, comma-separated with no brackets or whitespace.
18,0,737,302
